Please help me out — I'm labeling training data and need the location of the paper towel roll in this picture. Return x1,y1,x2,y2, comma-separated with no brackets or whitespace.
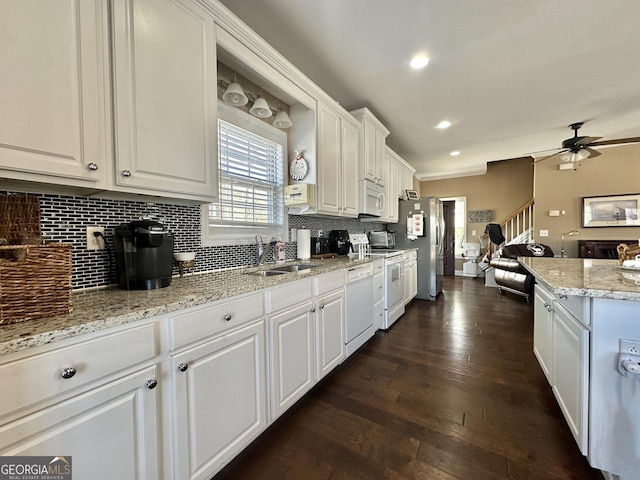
297,229,311,260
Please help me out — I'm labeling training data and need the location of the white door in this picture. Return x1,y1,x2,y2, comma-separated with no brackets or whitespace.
0,366,160,480
0,1,108,187
269,302,315,420
111,0,218,200
315,289,345,380
172,320,267,480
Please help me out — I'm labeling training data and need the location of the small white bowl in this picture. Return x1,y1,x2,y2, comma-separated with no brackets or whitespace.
174,252,195,262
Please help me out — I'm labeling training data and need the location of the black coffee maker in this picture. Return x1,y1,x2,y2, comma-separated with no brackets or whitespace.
328,230,351,255
113,220,174,290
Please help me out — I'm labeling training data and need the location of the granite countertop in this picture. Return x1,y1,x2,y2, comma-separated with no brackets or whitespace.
0,256,370,357
519,257,640,302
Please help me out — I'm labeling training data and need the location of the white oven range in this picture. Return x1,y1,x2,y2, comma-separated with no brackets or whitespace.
369,249,405,329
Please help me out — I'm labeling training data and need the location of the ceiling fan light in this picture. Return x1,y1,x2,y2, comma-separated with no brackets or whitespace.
250,96,272,118
222,82,248,106
559,151,574,162
576,148,590,161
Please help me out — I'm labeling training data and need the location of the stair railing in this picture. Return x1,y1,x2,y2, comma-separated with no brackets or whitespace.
499,199,535,245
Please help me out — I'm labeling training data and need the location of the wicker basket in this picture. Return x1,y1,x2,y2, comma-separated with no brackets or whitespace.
0,243,73,325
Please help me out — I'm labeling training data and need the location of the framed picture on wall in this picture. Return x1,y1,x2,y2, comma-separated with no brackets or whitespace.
582,193,640,227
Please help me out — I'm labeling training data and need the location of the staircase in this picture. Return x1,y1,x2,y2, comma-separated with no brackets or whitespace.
499,199,535,245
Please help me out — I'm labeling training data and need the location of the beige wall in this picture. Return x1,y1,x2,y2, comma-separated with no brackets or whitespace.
420,157,534,237
533,143,640,257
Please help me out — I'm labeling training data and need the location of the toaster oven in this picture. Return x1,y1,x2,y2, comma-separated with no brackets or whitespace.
369,231,396,249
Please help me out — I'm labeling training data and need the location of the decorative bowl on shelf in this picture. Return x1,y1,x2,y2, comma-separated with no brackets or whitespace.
174,252,195,262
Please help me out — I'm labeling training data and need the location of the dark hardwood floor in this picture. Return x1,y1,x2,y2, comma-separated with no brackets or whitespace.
214,276,602,480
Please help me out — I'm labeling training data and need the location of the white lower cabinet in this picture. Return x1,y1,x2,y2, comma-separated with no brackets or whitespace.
171,319,267,480
533,284,554,381
532,283,590,455
0,323,161,480
551,302,589,455
268,301,315,420
314,286,345,381
403,251,418,304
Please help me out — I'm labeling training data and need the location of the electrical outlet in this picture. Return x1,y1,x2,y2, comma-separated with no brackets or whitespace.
290,228,297,242
317,229,323,238
620,339,640,356
86,227,105,250
471,230,477,236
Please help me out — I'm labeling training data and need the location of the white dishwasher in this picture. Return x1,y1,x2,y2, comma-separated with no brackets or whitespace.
344,263,374,357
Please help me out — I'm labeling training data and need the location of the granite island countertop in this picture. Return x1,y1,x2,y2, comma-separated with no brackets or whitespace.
519,257,640,302
0,256,370,357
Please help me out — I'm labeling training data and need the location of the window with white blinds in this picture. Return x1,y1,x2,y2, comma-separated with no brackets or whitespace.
203,102,287,246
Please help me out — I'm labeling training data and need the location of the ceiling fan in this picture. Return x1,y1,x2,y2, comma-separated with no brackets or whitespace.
533,122,640,167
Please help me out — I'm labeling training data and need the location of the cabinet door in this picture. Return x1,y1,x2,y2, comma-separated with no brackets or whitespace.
341,119,360,217
0,1,108,187
316,103,341,215
111,0,218,201
269,302,314,420
410,263,418,299
552,303,589,455
0,366,160,480
374,128,387,186
383,152,399,222
533,285,554,382
361,120,378,183
172,320,267,480
315,289,345,381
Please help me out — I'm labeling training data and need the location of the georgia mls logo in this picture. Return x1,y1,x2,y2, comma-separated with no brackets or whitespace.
0,456,72,480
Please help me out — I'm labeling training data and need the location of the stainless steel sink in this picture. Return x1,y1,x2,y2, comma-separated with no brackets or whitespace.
245,270,288,277
270,264,318,272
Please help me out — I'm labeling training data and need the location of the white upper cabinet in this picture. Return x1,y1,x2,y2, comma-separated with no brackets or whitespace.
398,158,416,199
111,0,218,201
350,107,390,186
0,1,109,187
382,147,399,222
315,102,359,217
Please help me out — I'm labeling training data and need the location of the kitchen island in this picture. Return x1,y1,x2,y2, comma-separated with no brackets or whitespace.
520,257,640,480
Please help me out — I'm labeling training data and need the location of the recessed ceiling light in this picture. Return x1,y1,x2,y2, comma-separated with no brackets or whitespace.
450,151,460,156
410,55,429,69
436,120,451,129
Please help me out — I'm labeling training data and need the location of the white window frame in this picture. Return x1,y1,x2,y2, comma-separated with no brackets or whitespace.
202,102,288,246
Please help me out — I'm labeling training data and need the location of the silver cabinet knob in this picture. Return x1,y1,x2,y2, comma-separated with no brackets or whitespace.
558,293,567,299
121,169,132,177
146,379,158,390
178,363,188,372
223,314,232,322
310,307,316,313
544,303,552,312
320,304,325,309
61,367,76,379
87,162,99,171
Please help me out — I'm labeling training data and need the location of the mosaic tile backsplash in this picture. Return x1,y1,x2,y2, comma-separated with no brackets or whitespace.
2,190,384,290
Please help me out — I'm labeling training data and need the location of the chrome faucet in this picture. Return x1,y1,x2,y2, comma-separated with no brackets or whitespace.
256,235,265,265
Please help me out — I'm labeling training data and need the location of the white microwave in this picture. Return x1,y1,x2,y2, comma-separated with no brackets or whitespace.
359,179,385,217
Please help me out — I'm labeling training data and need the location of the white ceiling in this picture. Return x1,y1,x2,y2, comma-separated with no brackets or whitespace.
217,0,640,180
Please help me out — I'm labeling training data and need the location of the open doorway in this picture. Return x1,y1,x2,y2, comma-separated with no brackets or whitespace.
442,200,456,275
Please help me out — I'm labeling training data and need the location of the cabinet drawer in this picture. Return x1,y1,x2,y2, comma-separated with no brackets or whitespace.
314,270,345,296
0,322,157,418
554,292,590,326
267,278,312,313
373,273,384,302
169,292,264,350
405,250,417,261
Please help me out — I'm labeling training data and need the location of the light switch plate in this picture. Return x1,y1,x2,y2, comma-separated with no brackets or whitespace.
549,210,560,217
539,230,549,237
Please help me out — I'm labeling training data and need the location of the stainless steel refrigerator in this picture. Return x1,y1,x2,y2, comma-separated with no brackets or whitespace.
395,197,444,300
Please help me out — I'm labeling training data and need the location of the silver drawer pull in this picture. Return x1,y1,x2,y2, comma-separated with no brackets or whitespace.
223,314,232,322
61,367,76,379
558,293,567,299
121,169,132,177
544,302,552,312
146,379,158,390
178,363,188,372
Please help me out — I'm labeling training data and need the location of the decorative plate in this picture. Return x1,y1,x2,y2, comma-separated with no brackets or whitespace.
290,150,308,180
